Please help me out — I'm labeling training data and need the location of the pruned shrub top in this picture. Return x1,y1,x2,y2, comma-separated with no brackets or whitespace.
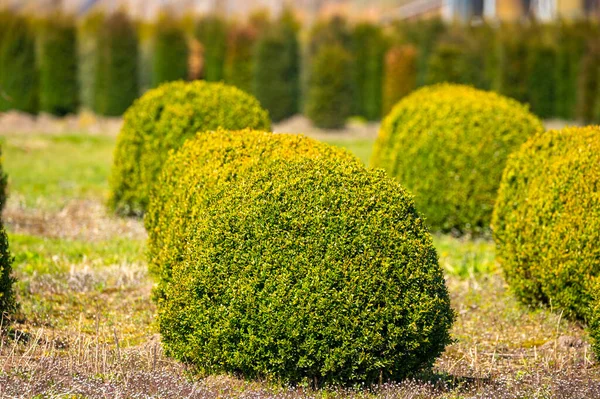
109,81,271,215
146,129,358,292
493,126,600,320
156,156,454,385
372,84,544,234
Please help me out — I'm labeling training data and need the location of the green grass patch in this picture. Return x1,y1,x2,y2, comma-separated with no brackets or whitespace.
1,134,115,210
323,138,375,166
434,234,497,278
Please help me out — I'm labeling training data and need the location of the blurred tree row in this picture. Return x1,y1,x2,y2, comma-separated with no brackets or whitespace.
1,10,600,127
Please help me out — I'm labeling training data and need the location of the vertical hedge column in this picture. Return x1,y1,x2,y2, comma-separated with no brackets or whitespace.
382,45,417,116
152,15,189,87
38,15,79,115
0,12,38,114
253,11,299,122
195,15,227,82
224,24,257,94
526,38,557,119
94,12,139,117
77,12,103,112
352,22,386,121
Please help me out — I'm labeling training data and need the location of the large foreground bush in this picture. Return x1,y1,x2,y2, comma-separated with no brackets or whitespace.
147,130,357,288
109,81,270,216
156,154,454,385
38,15,79,115
372,84,543,234
493,126,600,320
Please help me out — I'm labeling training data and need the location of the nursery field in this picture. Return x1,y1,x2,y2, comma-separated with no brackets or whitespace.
0,131,598,398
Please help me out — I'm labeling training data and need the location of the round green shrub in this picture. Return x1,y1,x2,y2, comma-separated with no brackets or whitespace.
38,14,79,116
306,43,353,129
109,81,271,216
492,126,600,320
146,129,358,290
372,84,544,234
156,156,454,385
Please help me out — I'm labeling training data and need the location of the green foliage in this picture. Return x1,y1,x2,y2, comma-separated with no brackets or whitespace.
37,14,79,115
253,11,300,122
0,223,15,318
492,126,600,321
352,22,386,120
0,145,7,213
224,24,257,94
382,45,417,117
496,25,529,104
307,16,352,57
306,44,353,129
77,12,103,111
590,278,600,360
577,39,600,123
156,151,454,384
195,15,227,82
147,130,358,292
372,84,544,234
109,81,271,216
152,15,189,87
0,11,38,113
94,12,139,116
525,37,558,119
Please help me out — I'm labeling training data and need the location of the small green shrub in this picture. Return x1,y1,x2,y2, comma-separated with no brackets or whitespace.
352,22,386,120
0,11,38,113
94,12,139,116
372,84,544,234
147,129,358,291
109,81,271,216
38,14,79,115
253,11,300,122
306,44,353,129
382,45,417,117
224,24,257,94
152,15,189,87
493,126,600,320
195,15,228,82
156,154,454,385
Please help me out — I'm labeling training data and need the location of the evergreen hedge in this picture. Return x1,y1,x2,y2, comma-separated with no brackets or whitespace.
155,146,454,384
195,15,228,82
224,24,256,94
0,12,38,113
525,36,557,119
109,81,271,216
372,84,544,234
253,11,300,122
382,45,417,117
94,12,139,116
77,12,103,111
38,14,79,115
306,44,353,129
152,15,189,87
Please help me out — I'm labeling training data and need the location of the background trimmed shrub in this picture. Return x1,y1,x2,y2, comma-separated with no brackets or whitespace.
525,36,557,119
109,80,271,216
152,15,189,87
492,126,600,320
577,38,600,123
0,12,38,114
195,15,228,82
156,154,454,385
306,44,353,129
94,12,139,116
37,14,79,115
147,130,358,293
382,44,417,117
496,25,529,105
77,12,103,111
352,22,386,120
224,24,257,94
372,84,544,234
253,11,300,122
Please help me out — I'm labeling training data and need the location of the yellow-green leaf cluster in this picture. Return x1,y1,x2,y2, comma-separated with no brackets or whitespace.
108,80,271,216
372,83,544,234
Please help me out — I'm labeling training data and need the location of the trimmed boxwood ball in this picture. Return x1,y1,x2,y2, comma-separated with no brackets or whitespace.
146,129,358,293
372,84,544,234
157,156,455,385
492,126,600,320
108,81,271,216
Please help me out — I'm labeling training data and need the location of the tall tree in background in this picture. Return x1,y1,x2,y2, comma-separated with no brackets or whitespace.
253,9,300,122
195,15,228,82
152,13,189,87
224,23,257,94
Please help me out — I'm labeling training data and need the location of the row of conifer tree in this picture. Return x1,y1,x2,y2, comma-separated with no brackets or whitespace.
1,10,600,127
